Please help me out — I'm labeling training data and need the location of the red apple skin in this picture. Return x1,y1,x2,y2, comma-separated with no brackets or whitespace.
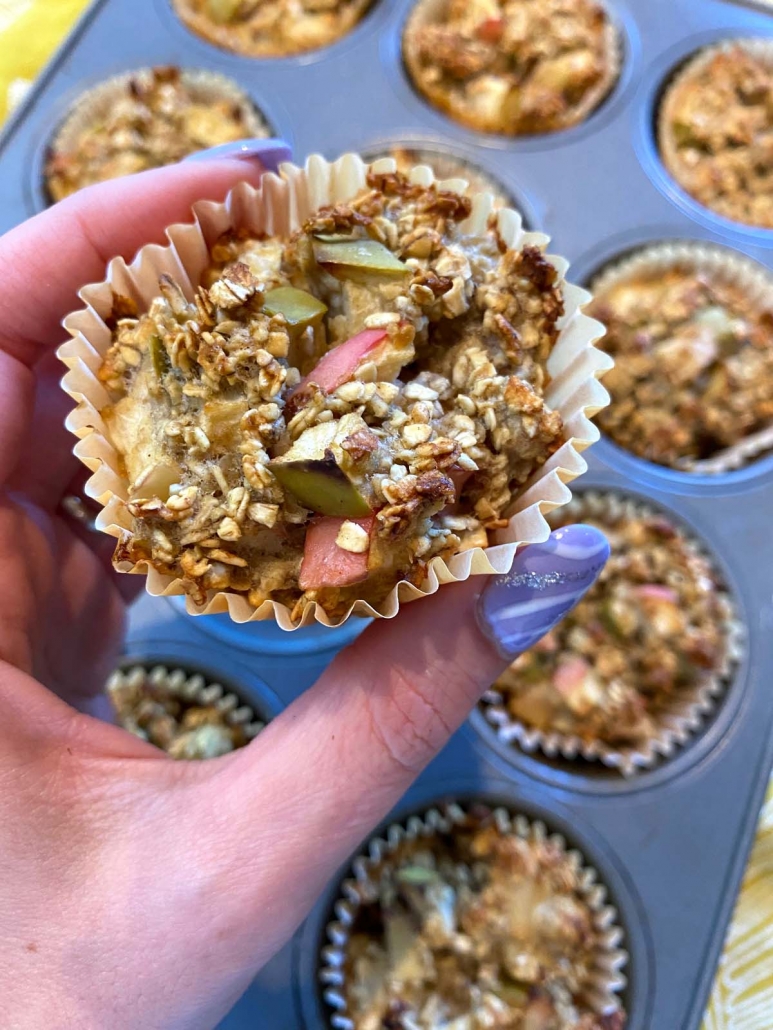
477,16,505,43
299,515,376,590
293,329,388,396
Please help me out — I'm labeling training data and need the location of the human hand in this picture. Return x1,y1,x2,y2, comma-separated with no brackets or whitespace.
0,154,609,1030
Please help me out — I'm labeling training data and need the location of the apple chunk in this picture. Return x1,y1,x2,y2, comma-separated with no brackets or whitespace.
313,238,408,284
299,515,375,590
269,413,372,517
262,286,327,334
294,327,388,395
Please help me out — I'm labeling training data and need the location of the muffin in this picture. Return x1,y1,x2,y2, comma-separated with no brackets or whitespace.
659,41,773,229
589,244,773,470
45,67,268,202
171,0,373,58
96,168,569,622
403,0,619,136
369,145,513,209
107,664,264,759
328,805,626,1030
487,495,733,758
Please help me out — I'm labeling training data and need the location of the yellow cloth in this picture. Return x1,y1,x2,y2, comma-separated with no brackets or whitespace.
2,3,772,1027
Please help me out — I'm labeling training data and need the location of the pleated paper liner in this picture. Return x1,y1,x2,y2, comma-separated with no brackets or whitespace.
658,37,773,230
320,801,628,1029
590,239,773,474
480,491,745,776
44,66,271,202
59,152,611,630
106,662,266,758
403,0,622,136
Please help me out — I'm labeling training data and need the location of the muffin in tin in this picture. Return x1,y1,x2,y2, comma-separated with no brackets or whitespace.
171,0,373,58
97,169,568,622
403,0,619,136
488,496,733,755
330,805,626,1029
369,145,514,209
107,664,265,759
588,244,773,470
45,66,268,201
659,41,773,229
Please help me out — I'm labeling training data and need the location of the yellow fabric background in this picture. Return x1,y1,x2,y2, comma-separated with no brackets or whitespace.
2,2,772,1026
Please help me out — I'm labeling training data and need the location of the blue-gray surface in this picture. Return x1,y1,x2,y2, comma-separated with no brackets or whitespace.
3,0,773,1027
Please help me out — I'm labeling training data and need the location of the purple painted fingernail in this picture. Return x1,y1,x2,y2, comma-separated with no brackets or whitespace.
183,137,292,172
477,524,610,659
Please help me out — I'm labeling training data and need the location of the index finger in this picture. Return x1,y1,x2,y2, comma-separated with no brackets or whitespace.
0,158,267,366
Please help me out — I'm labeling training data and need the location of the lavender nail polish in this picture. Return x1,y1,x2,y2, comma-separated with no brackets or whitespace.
477,524,610,659
183,137,292,172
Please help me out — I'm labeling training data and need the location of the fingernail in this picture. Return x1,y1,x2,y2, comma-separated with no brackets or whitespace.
183,137,292,172
477,524,610,659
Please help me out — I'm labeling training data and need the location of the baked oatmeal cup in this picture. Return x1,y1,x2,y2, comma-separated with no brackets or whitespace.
60,154,609,628
403,0,620,137
45,66,269,202
321,803,627,1030
107,663,265,759
171,0,374,58
588,242,773,472
658,40,773,229
481,493,741,774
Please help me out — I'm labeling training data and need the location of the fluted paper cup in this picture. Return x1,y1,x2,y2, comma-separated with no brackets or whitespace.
59,152,610,629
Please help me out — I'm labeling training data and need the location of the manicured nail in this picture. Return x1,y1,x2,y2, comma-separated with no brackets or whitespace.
477,524,610,659
183,137,292,172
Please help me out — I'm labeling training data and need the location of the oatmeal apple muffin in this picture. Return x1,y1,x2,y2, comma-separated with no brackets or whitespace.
339,807,625,1030
659,42,773,229
589,250,773,469
45,67,267,202
107,665,264,760
98,170,566,621
171,0,373,58
372,146,513,209
403,0,619,136
491,499,730,749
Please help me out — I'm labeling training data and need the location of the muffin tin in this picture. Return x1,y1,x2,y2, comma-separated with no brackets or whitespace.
2,0,773,1027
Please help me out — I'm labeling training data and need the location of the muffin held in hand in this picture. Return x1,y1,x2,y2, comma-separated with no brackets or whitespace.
107,665,265,760
45,66,268,201
403,0,619,136
491,497,731,750
589,247,773,470
171,0,373,57
659,42,773,229
339,807,626,1030
98,170,567,622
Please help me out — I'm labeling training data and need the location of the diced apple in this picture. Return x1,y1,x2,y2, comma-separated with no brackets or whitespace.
635,584,679,604
477,16,504,43
553,655,591,698
293,328,388,396
269,414,372,517
299,515,375,590
262,286,327,334
313,238,408,284
206,0,241,23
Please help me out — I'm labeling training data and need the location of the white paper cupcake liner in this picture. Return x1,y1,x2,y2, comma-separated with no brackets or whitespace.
320,801,628,1028
107,662,266,743
658,38,773,228
403,0,621,136
591,240,773,473
45,66,270,200
59,152,610,629
480,491,745,776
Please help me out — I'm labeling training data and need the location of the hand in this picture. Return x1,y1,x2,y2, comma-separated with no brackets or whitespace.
0,157,608,1029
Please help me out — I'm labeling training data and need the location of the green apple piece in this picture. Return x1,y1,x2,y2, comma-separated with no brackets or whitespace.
262,286,327,333
206,0,241,23
149,334,171,379
269,414,372,517
312,238,408,283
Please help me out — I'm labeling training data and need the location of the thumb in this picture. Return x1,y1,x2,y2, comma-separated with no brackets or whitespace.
184,524,610,968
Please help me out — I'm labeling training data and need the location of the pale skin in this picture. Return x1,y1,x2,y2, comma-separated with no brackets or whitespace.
0,159,519,1030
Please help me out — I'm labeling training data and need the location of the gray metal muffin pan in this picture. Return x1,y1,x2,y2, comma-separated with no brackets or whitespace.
2,0,773,1026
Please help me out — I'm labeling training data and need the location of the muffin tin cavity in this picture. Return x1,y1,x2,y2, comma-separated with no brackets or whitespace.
474,490,745,786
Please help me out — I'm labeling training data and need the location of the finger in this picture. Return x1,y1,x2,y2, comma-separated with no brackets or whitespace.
185,525,610,968
0,155,271,367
